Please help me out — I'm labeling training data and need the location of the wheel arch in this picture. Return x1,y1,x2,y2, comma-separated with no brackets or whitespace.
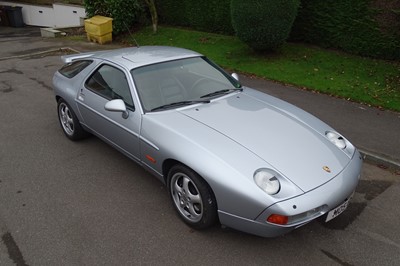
162,159,217,205
162,158,180,184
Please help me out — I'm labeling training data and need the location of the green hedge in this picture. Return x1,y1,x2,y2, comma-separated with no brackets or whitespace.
231,0,300,51
290,0,400,60
156,0,234,34
156,0,399,59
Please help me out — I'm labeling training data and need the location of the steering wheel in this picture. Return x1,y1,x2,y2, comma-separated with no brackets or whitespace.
190,78,213,98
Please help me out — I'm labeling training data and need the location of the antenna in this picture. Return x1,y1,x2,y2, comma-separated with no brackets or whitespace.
124,22,140,47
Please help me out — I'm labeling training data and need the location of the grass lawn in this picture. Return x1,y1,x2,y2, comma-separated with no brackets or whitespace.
125,26,400,112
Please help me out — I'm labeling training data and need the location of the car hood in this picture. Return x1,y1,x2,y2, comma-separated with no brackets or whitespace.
179,89,351,192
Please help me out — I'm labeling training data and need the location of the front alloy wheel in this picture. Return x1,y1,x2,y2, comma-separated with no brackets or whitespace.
168,165,217,229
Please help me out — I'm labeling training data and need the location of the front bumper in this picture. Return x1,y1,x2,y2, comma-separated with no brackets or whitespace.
218,150,363,237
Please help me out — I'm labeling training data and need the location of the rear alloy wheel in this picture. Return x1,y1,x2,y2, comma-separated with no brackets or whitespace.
57,99,88,140
168,164,217,230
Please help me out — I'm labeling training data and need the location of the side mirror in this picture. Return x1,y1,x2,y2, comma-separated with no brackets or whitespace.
105,99,129,119
231,73,239,81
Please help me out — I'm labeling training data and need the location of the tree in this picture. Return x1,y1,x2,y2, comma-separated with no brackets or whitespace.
144,0,158,33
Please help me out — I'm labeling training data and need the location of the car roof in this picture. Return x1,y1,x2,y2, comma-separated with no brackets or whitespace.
61,46,203,69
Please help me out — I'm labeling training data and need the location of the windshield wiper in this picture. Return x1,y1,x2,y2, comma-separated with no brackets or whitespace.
151,100,210,112
200,88,243,99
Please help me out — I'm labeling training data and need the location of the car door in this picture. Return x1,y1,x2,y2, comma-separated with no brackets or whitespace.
77,62,141,162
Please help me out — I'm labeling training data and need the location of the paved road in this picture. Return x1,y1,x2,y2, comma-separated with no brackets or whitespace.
0,27,400,265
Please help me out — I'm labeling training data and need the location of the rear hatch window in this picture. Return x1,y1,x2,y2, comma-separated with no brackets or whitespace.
59,60,93,78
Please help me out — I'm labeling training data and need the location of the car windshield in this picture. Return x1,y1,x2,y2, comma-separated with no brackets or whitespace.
131,56,241,112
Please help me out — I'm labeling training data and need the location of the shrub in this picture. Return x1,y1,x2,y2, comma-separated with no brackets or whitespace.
231,0,300,51
290,0,400,60
84,0,143,35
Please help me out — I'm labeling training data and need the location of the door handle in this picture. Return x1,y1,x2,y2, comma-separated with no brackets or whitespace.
78,92,85,101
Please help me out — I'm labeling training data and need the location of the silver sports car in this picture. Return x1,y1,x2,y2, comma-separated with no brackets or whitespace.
53,46,362,237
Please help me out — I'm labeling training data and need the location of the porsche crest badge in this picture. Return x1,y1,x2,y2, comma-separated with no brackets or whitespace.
323,166,331,173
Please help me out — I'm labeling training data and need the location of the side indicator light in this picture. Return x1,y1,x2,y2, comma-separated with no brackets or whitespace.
267,214,289,225
145,155,156,164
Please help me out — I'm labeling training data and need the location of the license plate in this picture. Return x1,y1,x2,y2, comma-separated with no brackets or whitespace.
325,198,350,222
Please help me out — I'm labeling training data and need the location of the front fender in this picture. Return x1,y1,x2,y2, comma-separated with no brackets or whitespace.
140,110,303,219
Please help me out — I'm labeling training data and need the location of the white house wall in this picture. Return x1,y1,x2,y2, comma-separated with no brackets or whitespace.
0,1,86,27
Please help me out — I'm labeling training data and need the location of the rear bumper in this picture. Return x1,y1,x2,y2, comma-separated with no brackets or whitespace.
218,150,363,237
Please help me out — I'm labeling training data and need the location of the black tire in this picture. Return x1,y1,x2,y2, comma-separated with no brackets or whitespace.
57,99,89,141
167,164,218,230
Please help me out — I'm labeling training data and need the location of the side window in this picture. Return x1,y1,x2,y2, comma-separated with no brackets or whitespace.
59,60,93,78
85,64,134,109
